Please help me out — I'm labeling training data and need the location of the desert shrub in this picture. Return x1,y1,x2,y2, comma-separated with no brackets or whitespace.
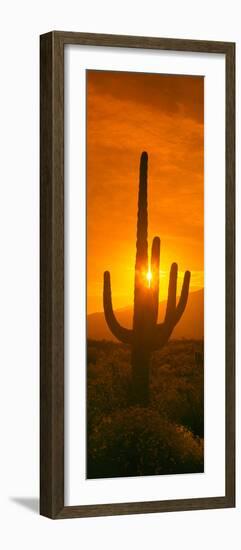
88,407,204,479
151,342,204,437
87,345,132,430
87,346,99,365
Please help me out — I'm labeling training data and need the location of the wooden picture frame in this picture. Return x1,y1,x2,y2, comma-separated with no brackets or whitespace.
40,31,235,519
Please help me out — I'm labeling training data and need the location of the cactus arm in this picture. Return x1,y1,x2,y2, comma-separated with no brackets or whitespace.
152,267,191,350
103,271,132,344
151,321,173,351
151,236,160,323
175,270,191,322
164,262,178,323
165,264,191,325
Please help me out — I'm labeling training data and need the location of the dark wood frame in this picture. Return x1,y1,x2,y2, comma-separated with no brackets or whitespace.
40,31,235,519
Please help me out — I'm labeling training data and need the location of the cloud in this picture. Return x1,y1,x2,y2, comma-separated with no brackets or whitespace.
87,70,204,313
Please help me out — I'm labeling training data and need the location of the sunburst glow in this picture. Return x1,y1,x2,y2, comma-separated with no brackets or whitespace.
146,270,152,288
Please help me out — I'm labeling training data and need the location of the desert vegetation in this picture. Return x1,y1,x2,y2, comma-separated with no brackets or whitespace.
87,339,204,479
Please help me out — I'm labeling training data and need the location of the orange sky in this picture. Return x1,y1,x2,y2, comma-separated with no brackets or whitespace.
87,70,204,314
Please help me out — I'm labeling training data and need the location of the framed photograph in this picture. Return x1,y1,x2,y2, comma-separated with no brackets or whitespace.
40,31,235,519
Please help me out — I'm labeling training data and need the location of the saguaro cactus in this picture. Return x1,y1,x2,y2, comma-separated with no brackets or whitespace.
103,152,191,405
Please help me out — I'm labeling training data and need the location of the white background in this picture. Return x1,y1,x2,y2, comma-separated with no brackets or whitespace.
0,1,240,549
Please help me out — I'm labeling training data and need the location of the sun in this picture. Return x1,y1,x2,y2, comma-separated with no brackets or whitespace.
146,270,152,288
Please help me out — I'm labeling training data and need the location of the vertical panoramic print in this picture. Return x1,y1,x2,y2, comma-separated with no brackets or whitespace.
86,70,204,479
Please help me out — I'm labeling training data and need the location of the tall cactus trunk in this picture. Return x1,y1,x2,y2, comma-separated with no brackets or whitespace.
103,152,191,408
132,152,152,405
131,347,150,406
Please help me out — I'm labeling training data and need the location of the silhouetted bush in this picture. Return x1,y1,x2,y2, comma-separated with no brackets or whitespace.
151,352,204,437
87,344,131,431
88,407,203,478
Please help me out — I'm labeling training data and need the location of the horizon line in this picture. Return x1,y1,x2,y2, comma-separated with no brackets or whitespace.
87,286,204,316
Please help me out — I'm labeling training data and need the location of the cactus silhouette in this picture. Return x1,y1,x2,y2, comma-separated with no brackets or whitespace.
103,152,191,405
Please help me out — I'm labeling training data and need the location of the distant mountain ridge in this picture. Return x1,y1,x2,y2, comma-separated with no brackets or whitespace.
87,288,204,341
